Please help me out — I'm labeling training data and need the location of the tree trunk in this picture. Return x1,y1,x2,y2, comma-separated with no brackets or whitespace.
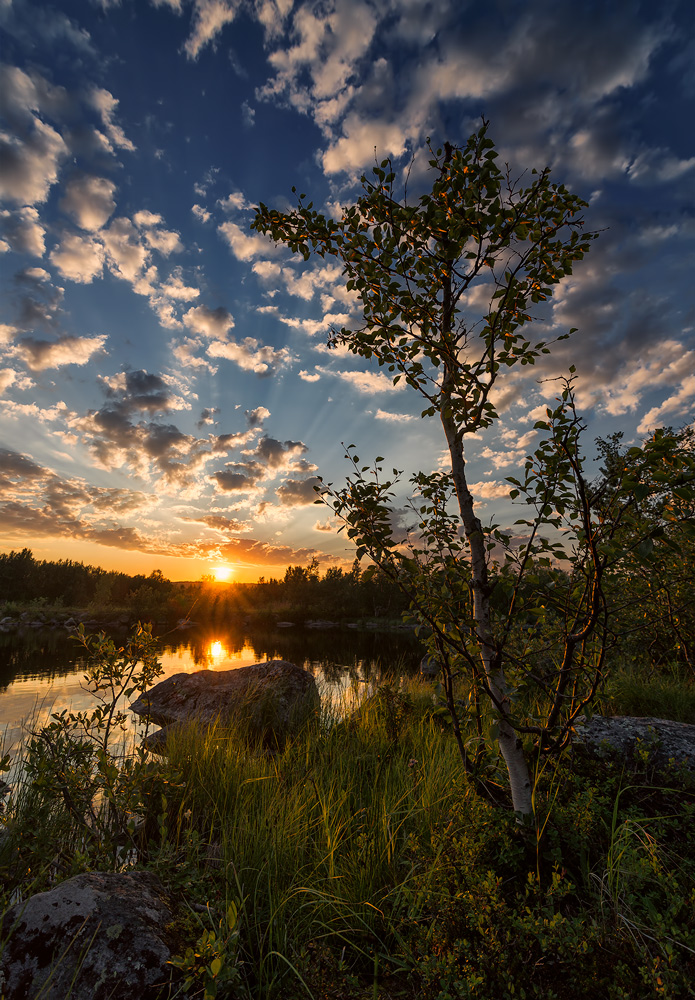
441,398,535,823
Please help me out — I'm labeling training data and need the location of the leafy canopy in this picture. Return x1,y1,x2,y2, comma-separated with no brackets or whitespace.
253,122,594,431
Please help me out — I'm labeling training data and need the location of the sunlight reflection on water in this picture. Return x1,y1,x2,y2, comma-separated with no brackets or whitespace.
0,626,421,762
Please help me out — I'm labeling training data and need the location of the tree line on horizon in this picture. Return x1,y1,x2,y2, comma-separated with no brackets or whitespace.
0,547,412,621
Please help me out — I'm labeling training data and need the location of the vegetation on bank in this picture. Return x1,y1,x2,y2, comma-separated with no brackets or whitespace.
0,626,694,999
0,549,410,626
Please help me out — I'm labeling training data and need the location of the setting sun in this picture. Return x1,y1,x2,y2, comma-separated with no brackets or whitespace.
212,565,233,582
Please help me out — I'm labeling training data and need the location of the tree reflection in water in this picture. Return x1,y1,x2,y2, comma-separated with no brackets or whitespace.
0,623,423,749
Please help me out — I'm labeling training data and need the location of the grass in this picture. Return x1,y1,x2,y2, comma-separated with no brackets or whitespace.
1,670,695,999
601,660,695,723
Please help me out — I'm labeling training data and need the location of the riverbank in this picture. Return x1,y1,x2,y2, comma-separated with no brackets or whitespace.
2,651,695,998
2,703,695,998
0,599,416,635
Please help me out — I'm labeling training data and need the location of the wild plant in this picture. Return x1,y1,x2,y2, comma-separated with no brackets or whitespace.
3,623,178,878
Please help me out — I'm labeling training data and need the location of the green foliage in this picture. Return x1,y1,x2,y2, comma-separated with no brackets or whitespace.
253,121,695,826
1,624,177,878
0,548,175,618
594,427,695,673
169,901,242,999
2,662,695,998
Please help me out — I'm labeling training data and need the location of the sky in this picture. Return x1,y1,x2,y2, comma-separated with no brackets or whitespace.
0,0,693,583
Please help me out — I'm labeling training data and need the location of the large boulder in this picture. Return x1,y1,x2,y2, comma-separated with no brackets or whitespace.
130,659,320,750
0,872,178,1000
572,715,695,775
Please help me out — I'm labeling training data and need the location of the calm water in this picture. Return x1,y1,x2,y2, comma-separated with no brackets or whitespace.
0,623,423,754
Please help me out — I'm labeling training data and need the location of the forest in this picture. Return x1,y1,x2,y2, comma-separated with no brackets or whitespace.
0,547,410,624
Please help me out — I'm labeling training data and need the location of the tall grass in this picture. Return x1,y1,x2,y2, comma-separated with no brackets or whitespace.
2,667,695,999
154,679,466,995
600,660,695,723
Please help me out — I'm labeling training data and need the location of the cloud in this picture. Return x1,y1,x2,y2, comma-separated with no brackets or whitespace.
68,369,283,494
298,369,320,382
0,447,47,485
322,115,408,175
12,333,107,371
50,231,105,282
191,203,211,223
102,217,150,282
0,116,68,204
218,190,250,212
638,374,695,432
276,475,323,505
0,324,18,344
469,480,515,500
218,220,282,261
247,435,308,469
60,174,117,230
0,369,18,393
101,369,185,413
211,468,259,492
0,206,46,255
134,211,183,254
375,408,416,422
313,516,335,532
628,148,695,185
257,0,377,118
241,100,255,127
184,304,234,338
172,337,219,374
323,367,404,394
210,433,314,494
207,336,293,376
245,405,270,427
88,86,135,152
0,446,166,549
183,513,251,533
184,0,243,59
160,272,200,301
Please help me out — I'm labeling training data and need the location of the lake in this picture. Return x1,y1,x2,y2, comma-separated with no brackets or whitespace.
0,621,423,757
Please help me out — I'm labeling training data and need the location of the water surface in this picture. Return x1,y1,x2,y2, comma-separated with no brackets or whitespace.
0,622,422,753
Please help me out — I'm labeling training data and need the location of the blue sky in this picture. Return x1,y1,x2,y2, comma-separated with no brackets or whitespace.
0,0,693,581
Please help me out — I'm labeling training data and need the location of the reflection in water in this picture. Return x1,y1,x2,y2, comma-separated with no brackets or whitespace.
0,623,423,755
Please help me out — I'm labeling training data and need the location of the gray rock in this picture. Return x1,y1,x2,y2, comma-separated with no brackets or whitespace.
0,871,178,1000
131,659,319,750
419,655,439,677
572,715,695,773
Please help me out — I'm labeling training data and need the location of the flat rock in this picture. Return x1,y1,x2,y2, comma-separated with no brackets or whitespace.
0,871,178,1000
572,715,695,773
131,659,319,749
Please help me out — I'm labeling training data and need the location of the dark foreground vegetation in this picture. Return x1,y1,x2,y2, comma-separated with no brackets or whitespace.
0,625,693,999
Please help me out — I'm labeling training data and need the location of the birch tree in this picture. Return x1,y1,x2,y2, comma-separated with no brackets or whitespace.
253,123,596,823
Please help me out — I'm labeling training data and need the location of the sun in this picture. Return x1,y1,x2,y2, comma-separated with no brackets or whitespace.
212,565,233,582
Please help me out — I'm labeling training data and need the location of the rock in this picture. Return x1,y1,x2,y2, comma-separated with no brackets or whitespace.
572,715,695,774
419,655,439,677
131,659,319,750
0,871,179,1000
